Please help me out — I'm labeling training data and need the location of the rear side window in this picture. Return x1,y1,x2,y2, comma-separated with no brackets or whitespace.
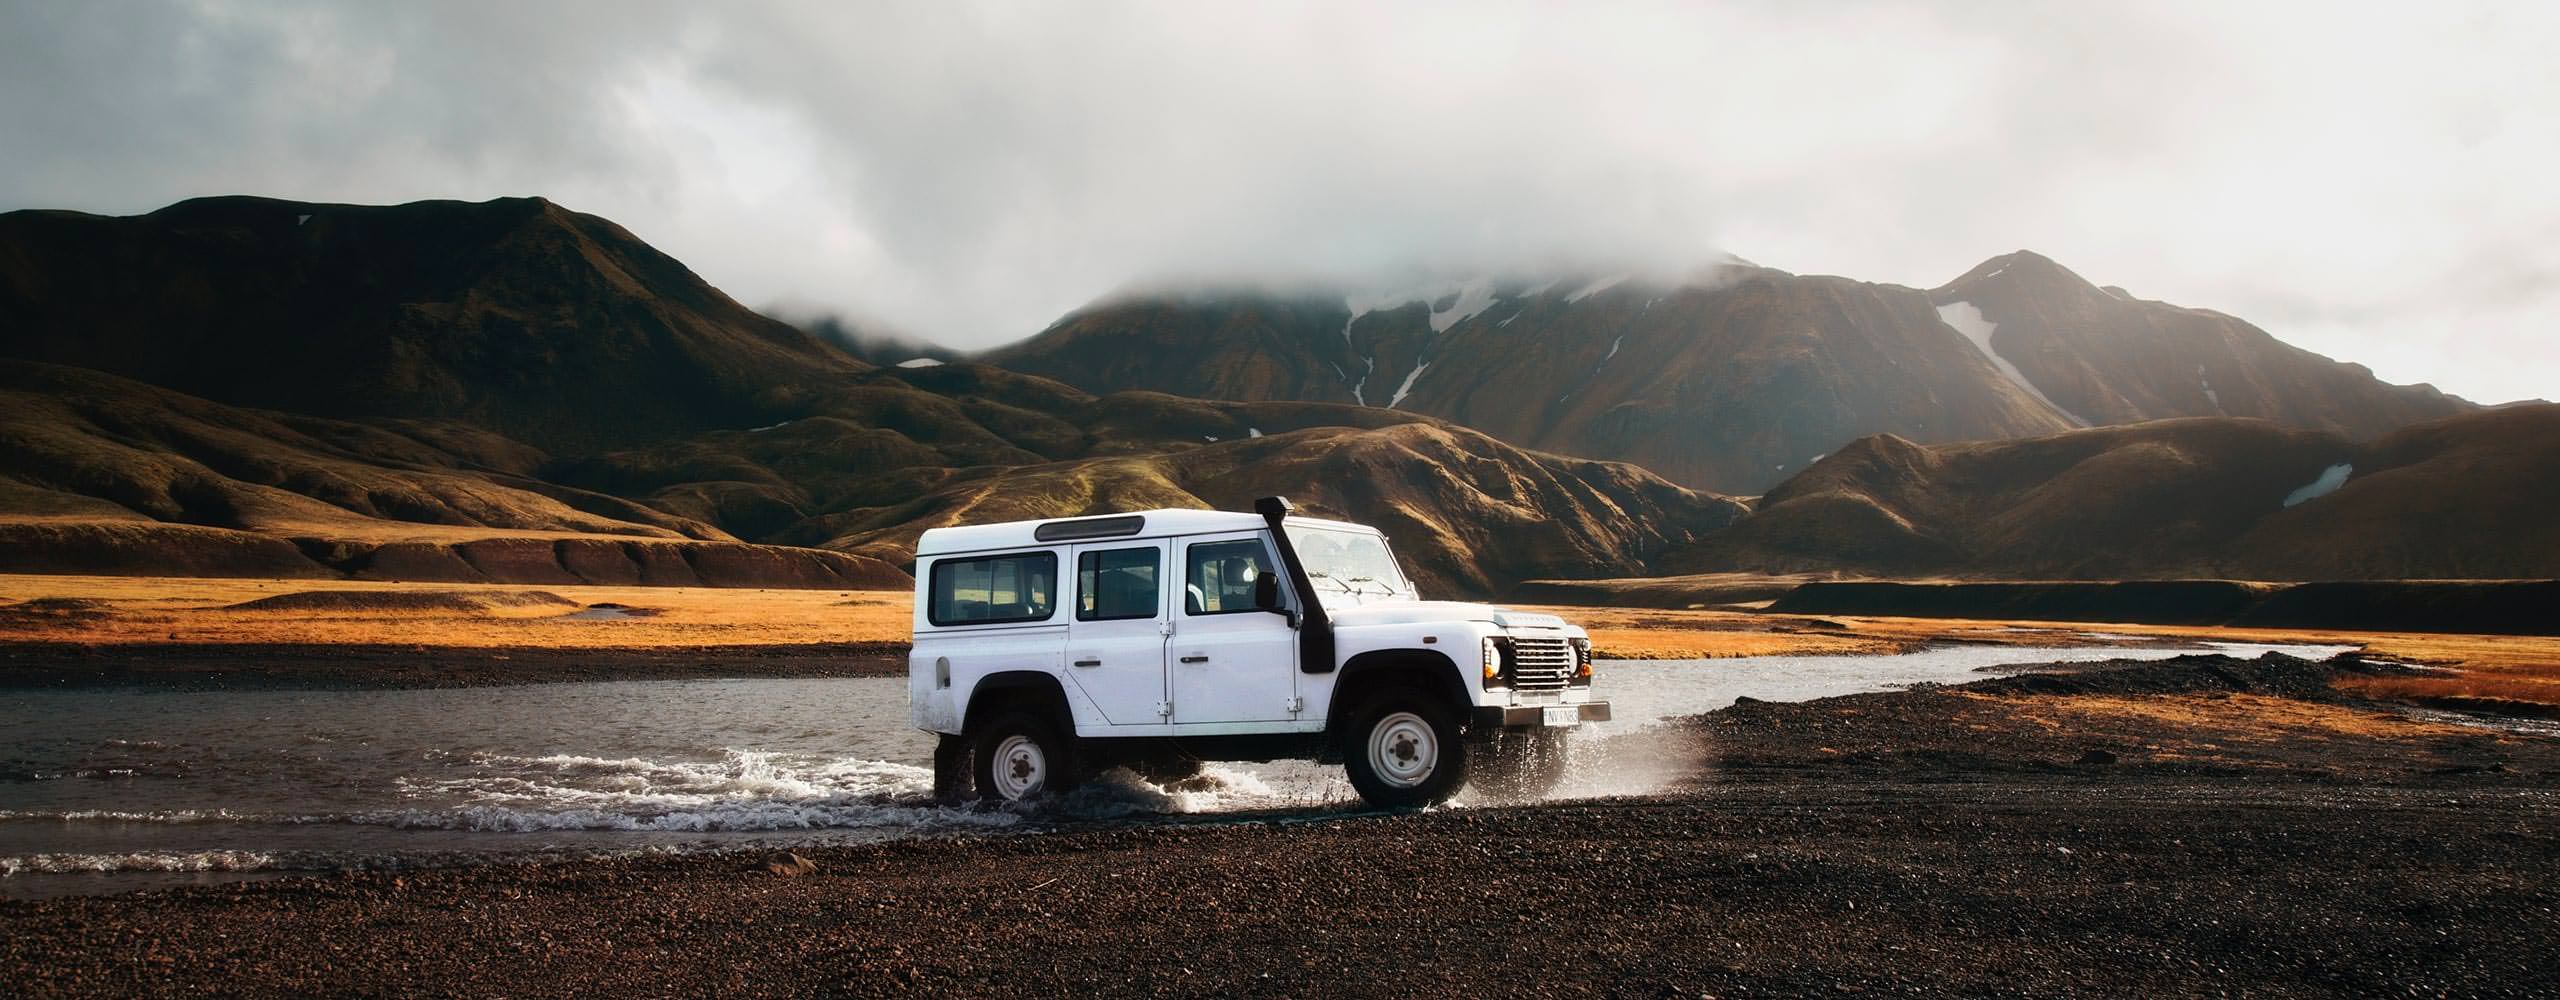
928,552,1057,626
1076,547,1160,621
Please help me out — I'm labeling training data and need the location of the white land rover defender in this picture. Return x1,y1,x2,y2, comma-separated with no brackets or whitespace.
909,497,1609,808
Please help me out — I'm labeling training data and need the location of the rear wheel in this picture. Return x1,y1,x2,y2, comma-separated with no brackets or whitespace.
1473,728,1572,801
1342,691,1467,808
972,711,1079,803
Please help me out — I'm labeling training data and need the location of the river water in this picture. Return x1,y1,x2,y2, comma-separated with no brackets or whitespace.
0,640,2353,898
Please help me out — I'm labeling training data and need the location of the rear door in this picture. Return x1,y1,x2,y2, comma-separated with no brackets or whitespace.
1170,531,1301,728
1062,540,1171,726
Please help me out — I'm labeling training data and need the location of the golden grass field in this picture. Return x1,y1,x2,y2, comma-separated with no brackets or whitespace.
0,574,911,650
1,574,2553,706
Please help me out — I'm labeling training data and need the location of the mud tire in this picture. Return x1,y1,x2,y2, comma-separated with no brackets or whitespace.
1342,690,1468,809
972,711,1080,803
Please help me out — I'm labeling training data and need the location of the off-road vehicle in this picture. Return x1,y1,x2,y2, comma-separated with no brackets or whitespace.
910,497,1608,808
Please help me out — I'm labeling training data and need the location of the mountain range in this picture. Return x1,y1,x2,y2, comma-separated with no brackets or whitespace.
1679,407,2560,581
0,195,2549,595
0,197,1736,595
992,255,2472,494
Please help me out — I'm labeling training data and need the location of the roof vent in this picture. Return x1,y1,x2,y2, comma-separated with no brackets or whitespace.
1032,514,1146,542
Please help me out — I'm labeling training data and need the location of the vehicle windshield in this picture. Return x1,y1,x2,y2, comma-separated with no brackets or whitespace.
1283,525,1413,603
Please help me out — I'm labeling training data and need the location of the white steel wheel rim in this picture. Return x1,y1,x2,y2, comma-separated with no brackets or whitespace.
991,734,1047,800
1367,712,1439,789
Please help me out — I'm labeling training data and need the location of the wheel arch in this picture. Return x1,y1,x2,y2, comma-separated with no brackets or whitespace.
1324,648,1470,742
961,670,1074,735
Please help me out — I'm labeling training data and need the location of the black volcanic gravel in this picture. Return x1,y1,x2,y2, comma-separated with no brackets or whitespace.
6,654,2558,998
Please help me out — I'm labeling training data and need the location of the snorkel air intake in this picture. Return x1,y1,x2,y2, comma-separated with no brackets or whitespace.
1256,496,1337,674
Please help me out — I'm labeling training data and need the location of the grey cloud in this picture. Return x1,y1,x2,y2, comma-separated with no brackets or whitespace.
2,0,2554,403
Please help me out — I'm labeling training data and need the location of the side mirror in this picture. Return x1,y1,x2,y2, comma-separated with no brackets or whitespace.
1253,572,1299,627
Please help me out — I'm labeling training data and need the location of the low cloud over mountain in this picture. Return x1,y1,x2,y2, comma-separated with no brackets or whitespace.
6,3,2555,404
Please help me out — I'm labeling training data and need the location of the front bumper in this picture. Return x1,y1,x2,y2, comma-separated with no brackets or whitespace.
1472,701,1612,728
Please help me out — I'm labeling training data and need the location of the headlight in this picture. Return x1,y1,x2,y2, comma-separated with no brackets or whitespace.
1482,636,1508,685
1571,637,1593,683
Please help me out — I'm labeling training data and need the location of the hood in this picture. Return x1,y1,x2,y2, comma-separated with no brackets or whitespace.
1324,600,1573,631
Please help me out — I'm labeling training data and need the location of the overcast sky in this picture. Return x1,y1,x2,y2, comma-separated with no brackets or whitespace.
4,1,2554,403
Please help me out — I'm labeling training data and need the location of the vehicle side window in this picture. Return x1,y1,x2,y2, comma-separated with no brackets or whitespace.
1076,547,1159,621
928,552,1057,626
1184,539,1273,615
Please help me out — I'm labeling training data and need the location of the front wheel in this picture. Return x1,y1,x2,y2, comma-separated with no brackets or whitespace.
1342,691,1468,808
972,711,1080,803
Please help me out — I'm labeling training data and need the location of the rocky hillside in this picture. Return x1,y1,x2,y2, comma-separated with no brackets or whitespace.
1930,252,2465,437
795,420,1744,596
3,195,2537,592
0,198,1743,595
0,360,909,587
0,195,860,454
989,258,2474,493
1678,405,2560,580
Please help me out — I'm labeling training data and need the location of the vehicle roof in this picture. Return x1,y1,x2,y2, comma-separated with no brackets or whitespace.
914,508,1376,557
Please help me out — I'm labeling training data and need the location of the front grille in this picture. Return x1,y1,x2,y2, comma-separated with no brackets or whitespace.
1510,636,1575,691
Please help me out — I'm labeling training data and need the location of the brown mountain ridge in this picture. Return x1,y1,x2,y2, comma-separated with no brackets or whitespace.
1679,405,2560,581
0,197,1743,596
989,257,2473,493
0,195,860,454
0,195,2547,594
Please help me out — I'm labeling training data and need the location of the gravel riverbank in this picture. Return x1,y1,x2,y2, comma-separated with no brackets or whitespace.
7,654,2556,998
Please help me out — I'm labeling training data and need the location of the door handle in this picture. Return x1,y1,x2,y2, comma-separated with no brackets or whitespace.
1072,658,1101,668
1180,655,1209,664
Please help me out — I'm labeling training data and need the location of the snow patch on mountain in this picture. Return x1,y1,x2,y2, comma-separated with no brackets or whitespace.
1588,335,1625,379
1566,275,1629,303
1430,280,1499,333
2283,464,2353,507
896,357,944,368
1936,301,2086,427
1388,362,1430,409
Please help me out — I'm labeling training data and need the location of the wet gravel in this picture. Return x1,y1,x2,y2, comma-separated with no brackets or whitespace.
7,654,2558,998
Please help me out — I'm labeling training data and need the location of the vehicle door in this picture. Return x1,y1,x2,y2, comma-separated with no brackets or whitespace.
1062,540,1171,726
1170,531,1301,727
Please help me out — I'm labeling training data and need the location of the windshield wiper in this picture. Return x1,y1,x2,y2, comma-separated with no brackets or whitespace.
1305,569,1360,594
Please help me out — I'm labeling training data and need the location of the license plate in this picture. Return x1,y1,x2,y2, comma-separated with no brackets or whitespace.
1542,705,1580,727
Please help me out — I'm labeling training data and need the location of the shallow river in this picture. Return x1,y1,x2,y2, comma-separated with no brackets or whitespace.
1,640,2352,898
